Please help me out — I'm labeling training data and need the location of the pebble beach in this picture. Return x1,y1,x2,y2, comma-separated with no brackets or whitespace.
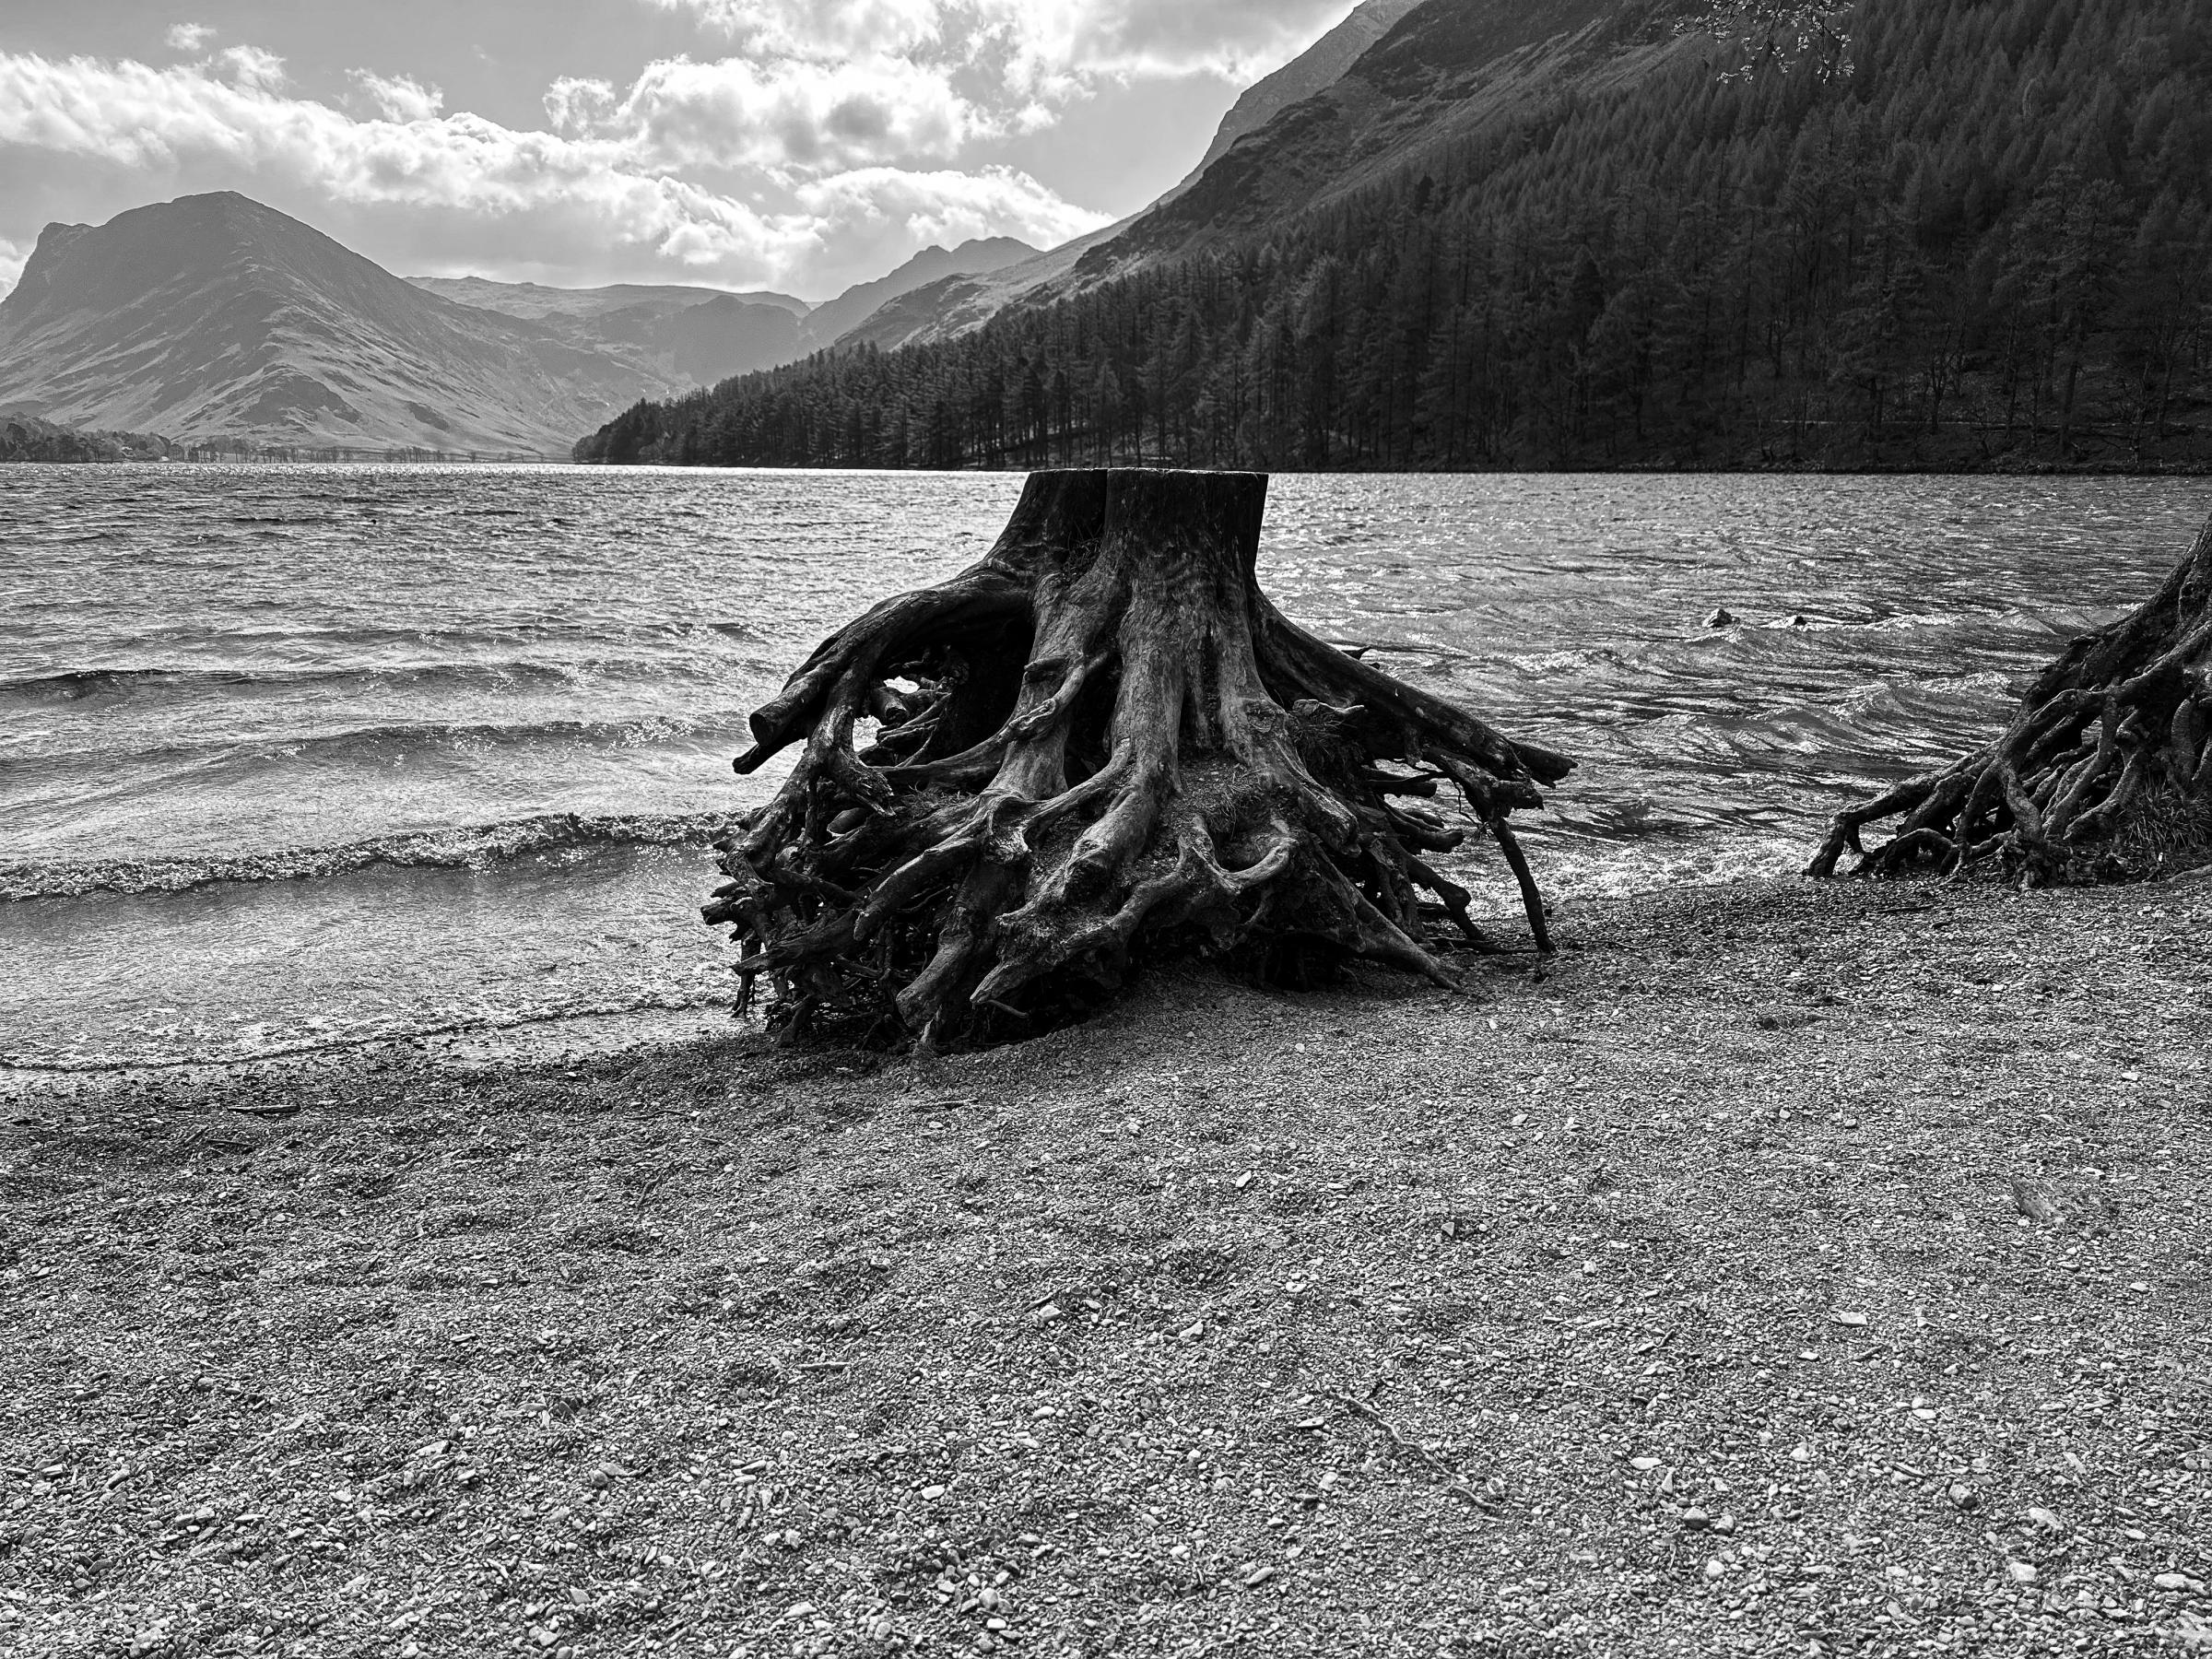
2,874,2208,1657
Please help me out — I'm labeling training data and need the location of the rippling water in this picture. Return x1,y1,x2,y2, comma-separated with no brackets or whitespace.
5,462,2206,1068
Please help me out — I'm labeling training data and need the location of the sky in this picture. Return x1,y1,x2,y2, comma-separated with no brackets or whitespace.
0,0,1360,303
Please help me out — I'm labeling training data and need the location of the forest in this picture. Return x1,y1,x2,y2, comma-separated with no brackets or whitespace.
576,0,2212,474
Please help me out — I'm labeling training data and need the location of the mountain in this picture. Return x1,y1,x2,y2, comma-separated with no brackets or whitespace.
798,238,1038,352
0,193,687,454
1070,0,1735,285
816,2,1430,356
406,276,808,321
580,0,2212,475
411,275,810,388
826,226,1127,356
1175,0,1425,189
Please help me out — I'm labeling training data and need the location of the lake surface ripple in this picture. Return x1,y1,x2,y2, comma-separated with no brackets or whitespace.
5,463,2206,1067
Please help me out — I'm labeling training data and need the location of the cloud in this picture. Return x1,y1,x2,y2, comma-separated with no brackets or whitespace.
0,49,1106,293
552,53,992,175
795,163,1109,270
648,0,1359,95
214,45,287,94
165,23,216,54
351,71,443,124
0,235,29,299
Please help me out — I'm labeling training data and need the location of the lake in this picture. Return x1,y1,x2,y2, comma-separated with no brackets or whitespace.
5,463,2206,1069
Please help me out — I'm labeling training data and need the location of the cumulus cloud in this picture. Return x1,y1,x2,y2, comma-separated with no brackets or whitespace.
795,163,1109,269
165,23,216,53
554,53,992,175
0,49,1106,293
649,0,1357,95
0,235,29,299
351,71,444,124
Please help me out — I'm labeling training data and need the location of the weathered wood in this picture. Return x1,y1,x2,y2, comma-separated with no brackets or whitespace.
1810,513,2212,885
709,468,1573,1047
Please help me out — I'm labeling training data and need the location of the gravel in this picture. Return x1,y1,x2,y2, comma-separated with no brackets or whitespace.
1,874,2208,1656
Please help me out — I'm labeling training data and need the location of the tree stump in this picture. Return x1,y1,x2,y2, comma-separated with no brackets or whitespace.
705,468,1574,1047
1810,513,2212,885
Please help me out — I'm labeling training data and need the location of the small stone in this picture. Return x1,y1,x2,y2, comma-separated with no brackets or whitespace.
2154,1573,2196,1593
1242,1567,1276,1588
1790,1444,1813,1464
1179,1321,1206,1341
785,1603,818,1620
1703,1559,1726,1580
920,1485,947,1500
1704,607,1736,629
1629,1456,1662,1471
2006,1562,2039,1585
1948,1483,1979,1511
529,1627,559,1649
1713,1513,1738,1535
1234,1172,1253,1190
2026,1506,2065,1533
1830,1312,1868,1328
1681,1509,1712,1531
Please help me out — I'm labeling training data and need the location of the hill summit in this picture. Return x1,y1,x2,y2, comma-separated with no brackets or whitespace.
0,194,682,454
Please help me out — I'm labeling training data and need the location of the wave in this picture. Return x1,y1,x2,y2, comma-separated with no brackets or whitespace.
0,655,768,705
0,808,747,901
6,707,759,788
15,616,772,663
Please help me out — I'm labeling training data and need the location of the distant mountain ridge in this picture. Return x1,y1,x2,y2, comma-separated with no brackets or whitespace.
794,238,1037,353
0,198,1038,455
406,276,809,321
0,194,688,453
411,275,812,390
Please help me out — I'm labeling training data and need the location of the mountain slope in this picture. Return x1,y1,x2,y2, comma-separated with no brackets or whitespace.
412,276,810,389
835,0,1835,351
0,194,686,453
833,0,1443,353
830,225,1128,355
799,238,1038,352
406,276,808,321
1175,0,1425,189
1076,0,1735,281
579,0,2212,475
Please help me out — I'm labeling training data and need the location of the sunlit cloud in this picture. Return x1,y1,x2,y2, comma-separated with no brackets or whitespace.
0,235,29,300
0,49,1106,293
164,23,216,54
549,53,994,175
647,0,1359,94
351,71,444,124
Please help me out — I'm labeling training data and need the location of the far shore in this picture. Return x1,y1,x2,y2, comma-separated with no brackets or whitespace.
3,874,2207,1656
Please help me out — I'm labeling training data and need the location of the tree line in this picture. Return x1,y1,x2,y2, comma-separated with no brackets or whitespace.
577,0,2212,474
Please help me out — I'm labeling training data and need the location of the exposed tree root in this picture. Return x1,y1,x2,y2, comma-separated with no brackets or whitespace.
705,468,1573,1048
1811,515,2212,886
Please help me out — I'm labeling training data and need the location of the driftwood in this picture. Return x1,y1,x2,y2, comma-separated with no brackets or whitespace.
1811,513,2212,885
705,468,1572,1047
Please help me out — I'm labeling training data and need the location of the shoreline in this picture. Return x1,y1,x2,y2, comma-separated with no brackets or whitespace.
3,875,2208,1655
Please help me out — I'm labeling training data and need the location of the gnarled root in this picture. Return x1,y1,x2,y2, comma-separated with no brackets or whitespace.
1810,515,2212,886
707,468,1573,1047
